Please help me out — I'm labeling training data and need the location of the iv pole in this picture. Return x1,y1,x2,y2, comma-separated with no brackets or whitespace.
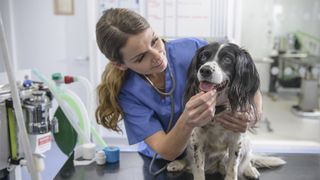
0,14,41,180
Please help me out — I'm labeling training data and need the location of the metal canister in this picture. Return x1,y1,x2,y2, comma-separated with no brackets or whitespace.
22,90,52,134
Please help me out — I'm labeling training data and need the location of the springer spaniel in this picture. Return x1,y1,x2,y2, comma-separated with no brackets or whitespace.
167,42,285,180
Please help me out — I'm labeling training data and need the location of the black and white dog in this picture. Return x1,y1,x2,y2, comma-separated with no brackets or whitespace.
167,42,285,180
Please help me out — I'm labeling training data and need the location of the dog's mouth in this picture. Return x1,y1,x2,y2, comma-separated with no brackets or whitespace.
199,80,228,92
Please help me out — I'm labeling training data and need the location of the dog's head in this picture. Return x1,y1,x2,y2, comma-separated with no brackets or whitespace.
185,42,260,111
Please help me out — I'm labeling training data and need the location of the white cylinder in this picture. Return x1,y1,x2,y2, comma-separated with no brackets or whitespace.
33,155,45,172
82,143,96,160
95,150,106,165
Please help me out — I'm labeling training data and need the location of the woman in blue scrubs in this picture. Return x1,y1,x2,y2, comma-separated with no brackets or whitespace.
95,8,262,161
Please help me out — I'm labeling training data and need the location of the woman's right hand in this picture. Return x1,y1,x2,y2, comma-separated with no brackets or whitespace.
182,90,217,128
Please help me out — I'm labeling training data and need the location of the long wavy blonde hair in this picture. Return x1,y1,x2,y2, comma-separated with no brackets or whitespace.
95,8,150,132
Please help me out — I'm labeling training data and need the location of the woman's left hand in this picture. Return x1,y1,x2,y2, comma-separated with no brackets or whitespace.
214,107,255,133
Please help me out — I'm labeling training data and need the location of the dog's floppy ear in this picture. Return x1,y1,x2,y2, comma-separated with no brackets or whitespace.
228,48,260,111
183,46,207,105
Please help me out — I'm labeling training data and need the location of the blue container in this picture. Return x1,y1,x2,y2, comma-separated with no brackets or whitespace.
103,146,120,163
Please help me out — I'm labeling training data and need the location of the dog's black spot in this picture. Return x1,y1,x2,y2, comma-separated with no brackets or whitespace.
239,153,243,159
215,105,227,114
235,151,239,157
191,133,195,138
194,144,198,151
193,144,200,165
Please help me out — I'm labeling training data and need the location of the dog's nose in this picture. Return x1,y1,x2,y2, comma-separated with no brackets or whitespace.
200,66,213,78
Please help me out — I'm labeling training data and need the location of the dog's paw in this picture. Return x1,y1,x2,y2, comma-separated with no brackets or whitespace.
167,160,186,172
243,166,260,179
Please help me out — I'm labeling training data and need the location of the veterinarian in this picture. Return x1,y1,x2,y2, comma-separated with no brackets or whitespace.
95,8,262,162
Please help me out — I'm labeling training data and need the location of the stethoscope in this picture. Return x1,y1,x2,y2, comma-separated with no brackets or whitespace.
144,61,176,176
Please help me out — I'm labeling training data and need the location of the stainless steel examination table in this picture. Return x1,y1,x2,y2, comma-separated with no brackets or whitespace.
54,152,320,180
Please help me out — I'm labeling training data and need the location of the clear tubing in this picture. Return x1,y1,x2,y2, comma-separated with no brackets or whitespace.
75,76,94,121
0,16,41,180
61,89,106,147
91,126,107,147
70,76,107,147
62,89,90,143
57,97,90,143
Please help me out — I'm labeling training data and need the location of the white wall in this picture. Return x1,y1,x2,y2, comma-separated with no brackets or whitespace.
240,0,320,59
13,0,66,75
240,0,320,92
0,0,16,73
272,0,320,37
273,0,320,55
240,0,274,59
12,0,88,79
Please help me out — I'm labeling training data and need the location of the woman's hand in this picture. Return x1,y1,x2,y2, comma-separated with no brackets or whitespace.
182,90,217,128
214,106,256,133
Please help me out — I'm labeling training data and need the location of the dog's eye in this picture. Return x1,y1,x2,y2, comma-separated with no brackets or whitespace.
200,51,210,62
223,57,232,64
201,55,207,62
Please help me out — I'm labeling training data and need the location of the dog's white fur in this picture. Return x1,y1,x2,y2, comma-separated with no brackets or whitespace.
167,91,268,180
167,44,286,180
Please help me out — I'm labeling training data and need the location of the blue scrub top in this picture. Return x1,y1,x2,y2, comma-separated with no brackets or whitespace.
118,38,207,158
